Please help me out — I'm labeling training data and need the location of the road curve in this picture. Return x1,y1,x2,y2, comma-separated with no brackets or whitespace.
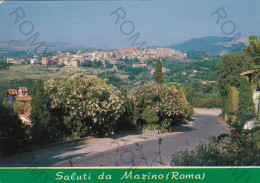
0,108,229,167
54,108,229,167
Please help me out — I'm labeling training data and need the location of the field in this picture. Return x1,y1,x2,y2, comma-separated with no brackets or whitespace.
0,64,109,94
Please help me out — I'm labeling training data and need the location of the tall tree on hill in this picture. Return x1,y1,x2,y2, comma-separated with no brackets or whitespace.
154,58,164,84
238,76,255,122
30,79,52,145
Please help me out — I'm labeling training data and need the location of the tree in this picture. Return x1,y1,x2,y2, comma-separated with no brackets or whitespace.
244,36,260,66
117,86,134,131
129,83,193,130
13,101,30,114
30,79,53,144
244,36,260,84
216,53,252,116
225,87,239,121
217,53,251,96
154,58,164,84
238,76,255,122
0,102,27,150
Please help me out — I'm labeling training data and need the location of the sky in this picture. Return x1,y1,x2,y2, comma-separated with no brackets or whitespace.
0,0,259,49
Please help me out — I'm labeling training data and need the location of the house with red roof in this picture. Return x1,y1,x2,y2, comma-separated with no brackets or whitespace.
7,87,32,106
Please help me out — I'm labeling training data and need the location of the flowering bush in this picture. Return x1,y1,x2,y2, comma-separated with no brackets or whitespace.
129,83,193,130
45,74,125,137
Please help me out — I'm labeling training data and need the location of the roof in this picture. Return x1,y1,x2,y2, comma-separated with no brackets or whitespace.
16,95,32,102
240,70,254,76
8,89,18,95
19,87,28,92
20,109,31,123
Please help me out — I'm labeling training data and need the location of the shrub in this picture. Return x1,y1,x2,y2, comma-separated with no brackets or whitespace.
116,87,134,131
141,107,159,124
225,87,239,122
45,74,125,137
0,103,27,152
13,101,30,114
238,76,255,122
129,82,193,130
171,128,260,166
192,97,222,108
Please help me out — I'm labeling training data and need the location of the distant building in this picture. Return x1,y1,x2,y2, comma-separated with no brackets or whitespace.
7,58,21,64
41,57,49,66
132,63,147,68
30,58,39,64
193,70,198,74
64,59,80,67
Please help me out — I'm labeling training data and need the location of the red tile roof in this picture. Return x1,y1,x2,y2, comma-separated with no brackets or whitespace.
8,89,18,95
19,87,28,92
20,108,31,123
16,95,32,102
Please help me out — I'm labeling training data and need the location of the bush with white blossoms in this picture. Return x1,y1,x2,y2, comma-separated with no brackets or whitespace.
45,74,125,137
129,82,193,130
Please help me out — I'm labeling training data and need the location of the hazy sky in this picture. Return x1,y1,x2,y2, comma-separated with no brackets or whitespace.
0,0,259,48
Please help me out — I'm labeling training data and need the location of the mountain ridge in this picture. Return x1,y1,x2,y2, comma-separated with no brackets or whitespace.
153,36,249,52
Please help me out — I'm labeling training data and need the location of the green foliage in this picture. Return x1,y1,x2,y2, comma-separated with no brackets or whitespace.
129,82,193,130
244,36,260,84
171,128,260,166
191,97,222,108
238,77,255,122
217,53,253,117
154,59,164,84
98,72,125,88
30,79,54,145
0,102,27,151
179,87,193,118
245,36,260,66
0,78,35,96
0,60,12,70
216,53,252,97
82,60,103,68
45,74,125,137
141,107,159,124
182,82,222,109
2,97,10,107
225,87,239,119
127,67,146,76
116,87,134,131
13,101,30,114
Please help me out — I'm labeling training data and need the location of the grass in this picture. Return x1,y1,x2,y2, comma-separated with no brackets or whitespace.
0,64,104,80
0,64,108,95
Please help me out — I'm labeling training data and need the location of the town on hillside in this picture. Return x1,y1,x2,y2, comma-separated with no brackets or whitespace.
6,48,187,67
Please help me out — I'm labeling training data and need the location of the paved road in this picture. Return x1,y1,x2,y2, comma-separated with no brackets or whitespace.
0,108,229,167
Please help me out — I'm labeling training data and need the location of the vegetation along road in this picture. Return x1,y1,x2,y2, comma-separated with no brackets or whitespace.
0,108,228,167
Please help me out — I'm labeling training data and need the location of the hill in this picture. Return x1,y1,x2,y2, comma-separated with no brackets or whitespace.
155,36,249,52
0,40,92,52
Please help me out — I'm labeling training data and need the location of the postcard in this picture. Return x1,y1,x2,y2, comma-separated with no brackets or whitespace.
0,0,259,183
